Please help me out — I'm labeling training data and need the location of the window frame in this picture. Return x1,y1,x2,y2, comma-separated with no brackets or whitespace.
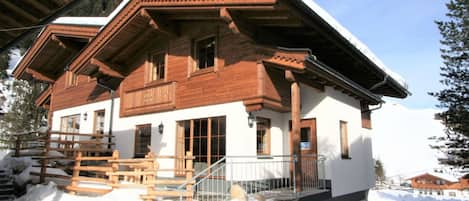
93,110,105,135
192,35,217,74
340,120,350,159
134,124,152,158
60,114,81,133
65,71,78,88
256,117,271,156
146,50,167,84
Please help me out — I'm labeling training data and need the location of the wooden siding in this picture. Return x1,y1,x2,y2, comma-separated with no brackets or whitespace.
51,74,117,111
119,22,259,117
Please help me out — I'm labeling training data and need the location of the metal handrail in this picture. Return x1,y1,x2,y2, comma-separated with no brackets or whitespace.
176,156,227,190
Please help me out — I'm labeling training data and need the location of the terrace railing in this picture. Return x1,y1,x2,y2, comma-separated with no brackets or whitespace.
177,154,326,200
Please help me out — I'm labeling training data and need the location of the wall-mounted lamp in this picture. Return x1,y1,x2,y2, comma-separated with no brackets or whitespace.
158,122,164,135
248,112,256,128
83,112,88,121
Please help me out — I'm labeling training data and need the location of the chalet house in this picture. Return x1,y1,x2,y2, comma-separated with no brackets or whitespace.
13,0,409,200
409,172,469,198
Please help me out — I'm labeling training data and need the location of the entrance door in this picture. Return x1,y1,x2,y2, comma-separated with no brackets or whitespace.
290,119,318,188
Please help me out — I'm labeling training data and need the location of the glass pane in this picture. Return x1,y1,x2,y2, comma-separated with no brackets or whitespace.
300,127,311,150
201,119,208,137
194,120,200,137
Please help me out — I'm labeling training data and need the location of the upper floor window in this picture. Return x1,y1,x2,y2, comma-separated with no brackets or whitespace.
194,36,216,70
65,71,77,87
256,117,271,155
340,120,350,159
148,52,166,82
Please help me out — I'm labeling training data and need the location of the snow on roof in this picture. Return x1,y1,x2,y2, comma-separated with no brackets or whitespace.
52,17,108,26
301,0,408,90
51,0,130,28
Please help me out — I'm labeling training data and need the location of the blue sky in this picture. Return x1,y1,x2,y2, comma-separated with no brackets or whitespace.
314,0,448,109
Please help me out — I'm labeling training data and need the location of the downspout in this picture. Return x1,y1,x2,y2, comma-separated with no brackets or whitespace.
369,75,389,91
108,90,115,150
96,82,115,150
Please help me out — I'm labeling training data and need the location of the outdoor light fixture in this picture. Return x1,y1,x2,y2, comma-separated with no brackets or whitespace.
248,112,255,128
158,122,164,134
83,112,88,121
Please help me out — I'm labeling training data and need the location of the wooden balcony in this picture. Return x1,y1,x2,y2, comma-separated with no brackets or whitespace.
121,81,176,117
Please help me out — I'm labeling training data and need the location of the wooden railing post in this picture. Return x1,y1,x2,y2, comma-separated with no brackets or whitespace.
186,151,193,200
40,129,51,183
110,150,119,189
69,152,82,195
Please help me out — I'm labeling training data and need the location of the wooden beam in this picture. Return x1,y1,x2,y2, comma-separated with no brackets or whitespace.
51,35,82,52
25,0,51,15
0,0,38,22
220,7,255,39
90,58,125,79
140,9,178,37
25,68,55,83
107,27,155,63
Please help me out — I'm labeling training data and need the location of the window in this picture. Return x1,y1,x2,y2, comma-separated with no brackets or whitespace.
148,52,165,82
60,114,80,133
135,124,152,158
340,121,350,159
176,116,225,174
300,127,311,150
361,102,372,129
65,71,78,87
93,110,105,134
256,117,270,155
194,36,216,70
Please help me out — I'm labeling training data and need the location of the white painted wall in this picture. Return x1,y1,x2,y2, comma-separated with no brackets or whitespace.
296,85,375,197
51,84,375,196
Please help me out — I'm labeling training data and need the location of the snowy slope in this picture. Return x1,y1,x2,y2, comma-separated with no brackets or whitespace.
372,101,445,179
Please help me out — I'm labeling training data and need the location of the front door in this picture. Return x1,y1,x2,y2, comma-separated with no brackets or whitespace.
290,119,318,188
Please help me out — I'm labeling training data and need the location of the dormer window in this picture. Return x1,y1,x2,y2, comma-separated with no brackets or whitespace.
148,52,166,82
195,36,216,70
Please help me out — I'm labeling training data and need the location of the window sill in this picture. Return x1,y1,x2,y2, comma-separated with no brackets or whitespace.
190,67,215,77
341,156,352,160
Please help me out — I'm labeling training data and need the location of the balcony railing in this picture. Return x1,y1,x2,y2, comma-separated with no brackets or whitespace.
121,81,176,116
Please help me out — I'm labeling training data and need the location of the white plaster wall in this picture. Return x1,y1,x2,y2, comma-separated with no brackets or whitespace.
51,85,375,195
294,85,375,197
52,100,254,177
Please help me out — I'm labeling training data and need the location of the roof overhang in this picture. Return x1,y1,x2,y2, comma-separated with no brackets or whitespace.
0,0,81,53
66,0,408,99
13,24,101,81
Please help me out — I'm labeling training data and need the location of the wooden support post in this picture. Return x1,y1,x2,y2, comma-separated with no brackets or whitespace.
186,151,194,201
40,129,51,183
110,150,119,189
287,69,302,192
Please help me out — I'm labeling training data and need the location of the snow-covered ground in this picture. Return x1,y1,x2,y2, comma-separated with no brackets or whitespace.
369,189,469,201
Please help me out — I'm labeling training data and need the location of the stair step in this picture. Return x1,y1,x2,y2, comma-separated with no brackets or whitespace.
0,195,15,201
65,186,112,195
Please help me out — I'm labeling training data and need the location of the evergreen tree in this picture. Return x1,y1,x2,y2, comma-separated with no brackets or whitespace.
375,159,385,184
0,80,46,135
430,0,469,169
